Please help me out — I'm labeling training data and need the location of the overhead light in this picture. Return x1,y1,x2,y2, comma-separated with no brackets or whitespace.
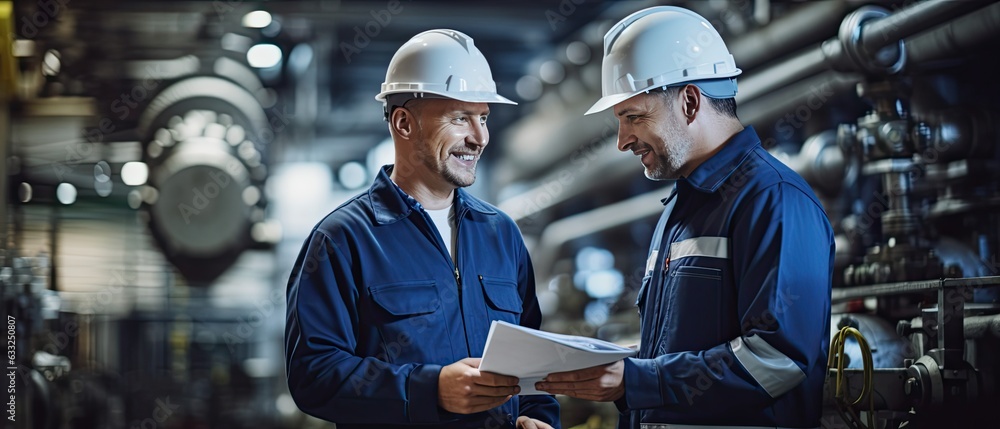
539,60,565,85
566,41,591,65
121,162,149,186
42,49,60,76
242,10,272,29
247,44,282,68
516,75,543,101
56,183,77,205
338,161,368,190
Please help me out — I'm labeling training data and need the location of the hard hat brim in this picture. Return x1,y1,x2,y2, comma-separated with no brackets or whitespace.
585,77,739,115
585,92,634,115
376,89,517,105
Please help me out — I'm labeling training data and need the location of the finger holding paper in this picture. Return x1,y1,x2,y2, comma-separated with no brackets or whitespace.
438,357,521,414
535,360,625,402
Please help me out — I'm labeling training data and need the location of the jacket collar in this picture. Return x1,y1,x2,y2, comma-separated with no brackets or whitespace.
681,125,761,193
368,165,496,225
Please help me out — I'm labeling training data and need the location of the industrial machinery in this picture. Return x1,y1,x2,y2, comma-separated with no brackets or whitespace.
496,1,1000,427
3,1,288,428
3,1,1000,429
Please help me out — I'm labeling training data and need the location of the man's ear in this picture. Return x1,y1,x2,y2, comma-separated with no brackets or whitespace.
680,84,701,124
390,106,416,139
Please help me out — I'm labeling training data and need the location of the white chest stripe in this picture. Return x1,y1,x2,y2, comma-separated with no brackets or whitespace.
669,236,729,261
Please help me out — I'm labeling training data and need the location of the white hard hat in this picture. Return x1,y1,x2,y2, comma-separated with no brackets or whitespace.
376,29,516,106
586,6,742,115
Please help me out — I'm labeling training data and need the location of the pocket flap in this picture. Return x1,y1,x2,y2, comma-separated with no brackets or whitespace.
479,276,522,313
369,281,440,316
672,265,722,280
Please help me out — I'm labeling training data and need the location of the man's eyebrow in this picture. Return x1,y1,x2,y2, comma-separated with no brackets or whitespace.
616,107,637,117
452,110,490,116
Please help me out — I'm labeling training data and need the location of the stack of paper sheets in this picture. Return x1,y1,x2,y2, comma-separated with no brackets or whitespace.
479,320,637,395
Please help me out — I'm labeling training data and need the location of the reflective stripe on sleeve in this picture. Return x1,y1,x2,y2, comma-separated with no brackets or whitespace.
729,335,805,398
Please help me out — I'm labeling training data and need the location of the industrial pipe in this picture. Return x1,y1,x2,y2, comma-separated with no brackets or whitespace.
906,1,1000,64
731,0,854,71
859,0,987,59
965,314,1000,339
742,0,992,99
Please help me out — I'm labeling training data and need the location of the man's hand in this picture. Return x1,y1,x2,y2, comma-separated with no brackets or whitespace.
438,357,519,414
534,360,625,402
516,416,555,429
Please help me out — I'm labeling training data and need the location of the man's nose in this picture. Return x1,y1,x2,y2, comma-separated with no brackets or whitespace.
617,124,635,152
469,121,488,147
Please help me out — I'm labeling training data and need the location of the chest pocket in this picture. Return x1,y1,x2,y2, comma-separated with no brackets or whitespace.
660,265,724,353
479,275,523,325
368,280,446,362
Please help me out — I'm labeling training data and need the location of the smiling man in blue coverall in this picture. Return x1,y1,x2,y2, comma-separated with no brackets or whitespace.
284,29,559,429
536,7,834,429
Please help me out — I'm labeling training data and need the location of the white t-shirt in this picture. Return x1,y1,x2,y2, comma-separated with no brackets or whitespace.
425,205,456,262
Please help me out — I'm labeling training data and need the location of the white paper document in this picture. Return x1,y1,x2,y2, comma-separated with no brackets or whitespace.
478,320,637,395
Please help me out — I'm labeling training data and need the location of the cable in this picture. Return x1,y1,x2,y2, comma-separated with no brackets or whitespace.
828,326,876,429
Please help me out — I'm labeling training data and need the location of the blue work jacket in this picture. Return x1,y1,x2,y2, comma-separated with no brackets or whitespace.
285,165,560,429
619,126,834,428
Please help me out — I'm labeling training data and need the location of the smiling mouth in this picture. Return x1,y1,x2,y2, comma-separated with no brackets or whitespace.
450,153,478,167
632,148,652,164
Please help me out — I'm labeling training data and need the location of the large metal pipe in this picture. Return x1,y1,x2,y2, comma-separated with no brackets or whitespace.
906,1,1000,64
965,314,1000,339
740,0,992,101
731,0,854,71
737,48,830,103
859,0,987,58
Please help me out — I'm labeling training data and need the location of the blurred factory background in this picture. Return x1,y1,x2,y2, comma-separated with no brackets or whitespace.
2,0,999,428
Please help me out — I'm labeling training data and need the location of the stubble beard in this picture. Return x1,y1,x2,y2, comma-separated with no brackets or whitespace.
644,133,693,181
419,142,476,188
443,161,476,188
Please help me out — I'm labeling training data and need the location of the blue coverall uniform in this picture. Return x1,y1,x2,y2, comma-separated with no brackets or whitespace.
285,165,560,429
618,126,834,429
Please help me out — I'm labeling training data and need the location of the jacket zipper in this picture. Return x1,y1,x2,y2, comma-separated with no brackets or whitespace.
453,206,472,356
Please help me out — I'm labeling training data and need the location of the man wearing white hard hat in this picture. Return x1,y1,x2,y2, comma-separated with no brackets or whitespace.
537,7,833,429
285,29,560,429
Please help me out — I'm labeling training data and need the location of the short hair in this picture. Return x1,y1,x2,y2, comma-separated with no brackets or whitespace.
656,85,738,119
707,97,738,119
